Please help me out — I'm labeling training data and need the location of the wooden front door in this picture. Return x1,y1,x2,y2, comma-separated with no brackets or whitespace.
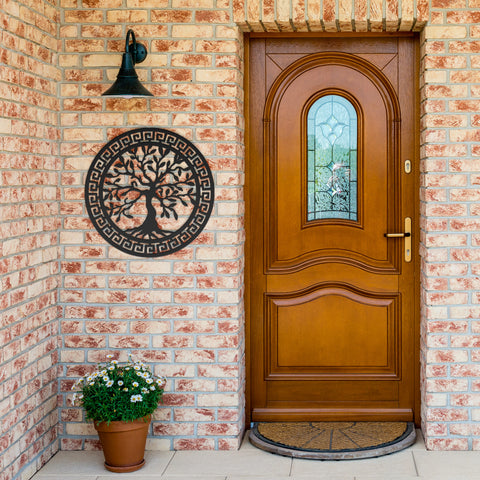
247,36,418,422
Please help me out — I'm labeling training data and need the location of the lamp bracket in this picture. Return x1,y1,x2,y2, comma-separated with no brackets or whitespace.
130,42,147,64
126,29,148,64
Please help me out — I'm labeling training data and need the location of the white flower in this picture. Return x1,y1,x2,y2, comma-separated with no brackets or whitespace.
132,382,139,388
72,392,77,403
117,380,124,386
111,360,118,365
130,394,143,403
106,354,113,359
106,380,114,387
101,370,107,375
89,382,94,386
141,388,148,394
146,378,153,384
72,378,83,390
134,365,141,371
103,376,109,382
86,376,93,383
108,365,114,371
150,386,156,391
123,388,128,392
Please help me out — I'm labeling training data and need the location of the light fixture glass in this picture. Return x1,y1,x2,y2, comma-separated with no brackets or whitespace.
102,29,153,98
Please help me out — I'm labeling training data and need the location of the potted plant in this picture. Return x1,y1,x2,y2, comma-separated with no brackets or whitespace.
72,354,166,473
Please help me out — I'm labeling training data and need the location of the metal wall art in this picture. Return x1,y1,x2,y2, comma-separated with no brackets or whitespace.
85,128,215,257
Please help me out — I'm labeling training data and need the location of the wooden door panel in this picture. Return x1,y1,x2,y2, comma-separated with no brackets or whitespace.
277,307,389,368
248,36,417,423
266,263,398,292
267,58,398,273
267,381,399,403
266,287,399,376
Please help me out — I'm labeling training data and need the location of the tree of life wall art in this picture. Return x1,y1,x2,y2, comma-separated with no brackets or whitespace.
85,128,215,257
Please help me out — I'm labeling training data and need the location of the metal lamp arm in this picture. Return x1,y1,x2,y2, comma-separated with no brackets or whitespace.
125,29,147,65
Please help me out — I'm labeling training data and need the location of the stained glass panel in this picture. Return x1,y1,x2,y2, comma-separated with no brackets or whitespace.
307,95,358,221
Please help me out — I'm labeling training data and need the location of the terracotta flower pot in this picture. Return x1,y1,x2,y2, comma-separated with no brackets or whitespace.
94,415,151,473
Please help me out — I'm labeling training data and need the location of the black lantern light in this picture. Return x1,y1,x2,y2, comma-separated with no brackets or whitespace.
102,29,153,98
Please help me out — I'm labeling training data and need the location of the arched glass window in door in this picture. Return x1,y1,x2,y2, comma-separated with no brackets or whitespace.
307,94,358,221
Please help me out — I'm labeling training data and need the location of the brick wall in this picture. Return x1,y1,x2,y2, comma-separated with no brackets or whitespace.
420,2,480,450
0,1,61,479
57,0,245,452
4,1,480,478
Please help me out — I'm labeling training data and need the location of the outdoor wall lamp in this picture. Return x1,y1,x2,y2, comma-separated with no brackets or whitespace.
102,29,153,98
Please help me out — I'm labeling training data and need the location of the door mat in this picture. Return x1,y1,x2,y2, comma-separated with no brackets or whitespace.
249,421,416,460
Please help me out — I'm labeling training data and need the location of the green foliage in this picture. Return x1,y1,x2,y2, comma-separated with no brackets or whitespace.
72,355,166,423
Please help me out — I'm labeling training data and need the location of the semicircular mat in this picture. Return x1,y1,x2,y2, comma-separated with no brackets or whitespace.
249,421,416,460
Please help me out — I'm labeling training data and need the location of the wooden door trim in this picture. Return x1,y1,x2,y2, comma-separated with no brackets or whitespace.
252,408,414,422
413,37,421,426
244,34,421,426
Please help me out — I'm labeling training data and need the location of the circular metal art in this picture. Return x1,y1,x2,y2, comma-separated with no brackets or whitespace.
85,128,214,257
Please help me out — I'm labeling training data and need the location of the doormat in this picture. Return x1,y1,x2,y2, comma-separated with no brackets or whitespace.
249,422,416,460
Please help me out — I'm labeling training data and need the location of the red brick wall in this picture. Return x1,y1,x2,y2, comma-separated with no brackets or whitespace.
419,4,480,450
0,1,61,479
58,0,245,452
4,1,480,478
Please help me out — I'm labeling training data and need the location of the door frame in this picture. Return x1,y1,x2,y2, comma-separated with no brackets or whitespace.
244,32,421,426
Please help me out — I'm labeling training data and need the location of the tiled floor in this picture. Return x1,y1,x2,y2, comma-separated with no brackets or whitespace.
31,431,480,480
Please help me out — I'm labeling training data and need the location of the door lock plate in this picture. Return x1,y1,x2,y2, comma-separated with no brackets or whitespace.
405,217,412,262
405,159,412,174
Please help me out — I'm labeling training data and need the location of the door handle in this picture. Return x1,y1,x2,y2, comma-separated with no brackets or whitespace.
384,232,410,238
384,217,412,262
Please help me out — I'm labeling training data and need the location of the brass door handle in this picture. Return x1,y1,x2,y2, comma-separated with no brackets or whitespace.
384,232,410,238
384,217,412,262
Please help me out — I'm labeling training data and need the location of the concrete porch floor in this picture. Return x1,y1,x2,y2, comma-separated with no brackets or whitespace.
31,430,480,480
